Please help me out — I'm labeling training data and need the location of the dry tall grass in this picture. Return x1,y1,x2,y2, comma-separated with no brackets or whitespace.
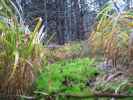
89,4,133,72
0,1,45,99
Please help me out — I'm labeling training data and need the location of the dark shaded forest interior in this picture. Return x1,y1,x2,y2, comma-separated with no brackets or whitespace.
21,0,108,44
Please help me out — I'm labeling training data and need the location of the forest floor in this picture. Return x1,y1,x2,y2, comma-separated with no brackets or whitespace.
37,41,133,99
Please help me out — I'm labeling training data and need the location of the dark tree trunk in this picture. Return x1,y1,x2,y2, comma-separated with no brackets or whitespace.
56,0,65,44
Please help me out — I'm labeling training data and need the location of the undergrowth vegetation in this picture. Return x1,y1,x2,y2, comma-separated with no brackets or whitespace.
43,42,82,63
35,58,99,99
0,0,133,100
89,2,133,99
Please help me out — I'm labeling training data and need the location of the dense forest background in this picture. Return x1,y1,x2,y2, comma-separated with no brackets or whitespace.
13,0,133,44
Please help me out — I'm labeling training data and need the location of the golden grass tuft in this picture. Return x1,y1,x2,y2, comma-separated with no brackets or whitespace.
89,5,133,70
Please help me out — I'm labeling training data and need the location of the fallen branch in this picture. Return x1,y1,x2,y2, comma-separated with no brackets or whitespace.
35,92,133,98
57,93,133,98
0,93,133,99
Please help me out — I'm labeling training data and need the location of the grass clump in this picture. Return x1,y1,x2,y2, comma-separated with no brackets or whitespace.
89,2,133,69
35,58,99,99
0,1,45,96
